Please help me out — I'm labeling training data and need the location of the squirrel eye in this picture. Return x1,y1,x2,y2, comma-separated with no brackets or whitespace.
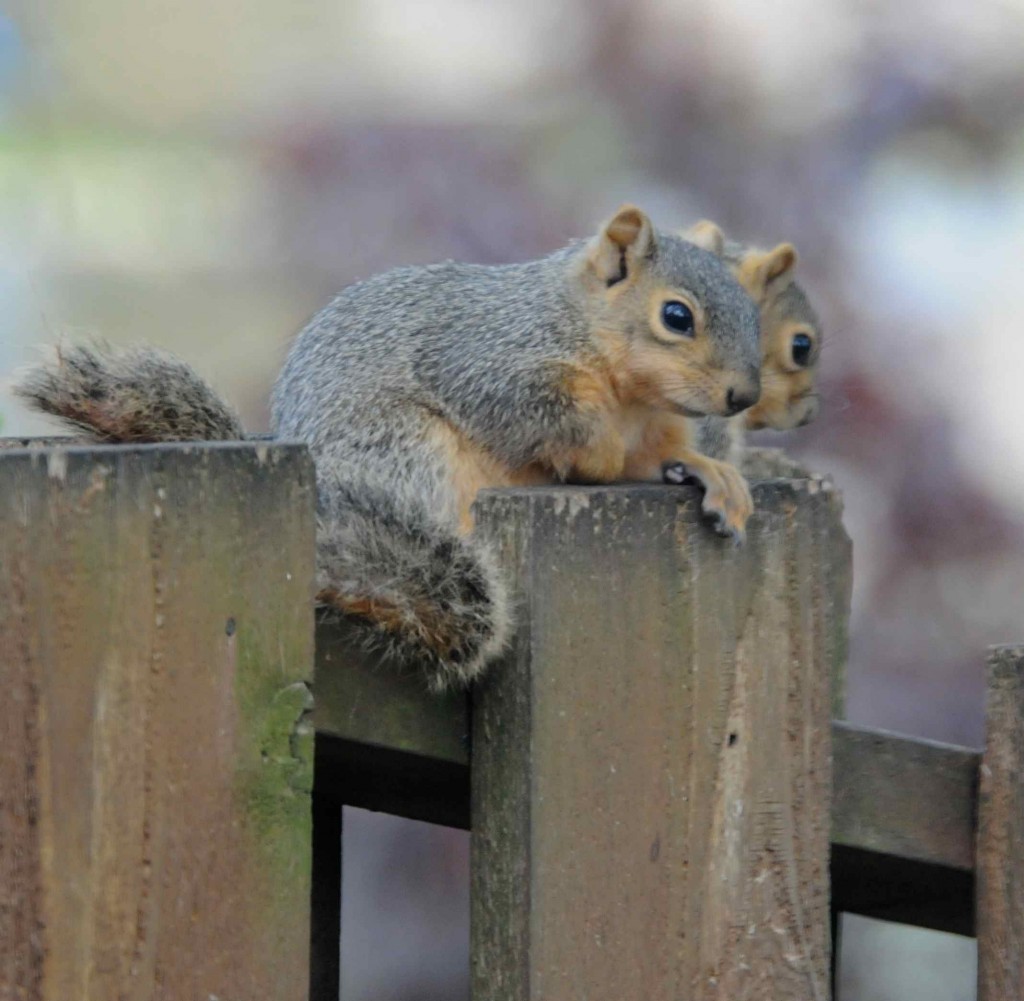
661,300,695,337
791,332,813,367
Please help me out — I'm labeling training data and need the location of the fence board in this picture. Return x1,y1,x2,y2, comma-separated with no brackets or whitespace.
977,644,1024,998
470,480,847,1001
831,721,976,873
315,620,469,765
3,436,985,997
0,442,316,1001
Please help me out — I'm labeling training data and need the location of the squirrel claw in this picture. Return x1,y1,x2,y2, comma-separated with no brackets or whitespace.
662,461,701,488
712,511,742,544
662,460,688,485
662,458,751,546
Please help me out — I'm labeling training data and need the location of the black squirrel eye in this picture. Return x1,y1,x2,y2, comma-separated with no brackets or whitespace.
791,332,813,367
661,300,695,336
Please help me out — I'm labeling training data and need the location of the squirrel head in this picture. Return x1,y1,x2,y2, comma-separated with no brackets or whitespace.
686,222,822,432
576,205,761,419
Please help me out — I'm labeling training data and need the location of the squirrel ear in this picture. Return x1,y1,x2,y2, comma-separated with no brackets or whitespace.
683,220,726,257
762,242,798,284
588,204,656,286
740,242,798,297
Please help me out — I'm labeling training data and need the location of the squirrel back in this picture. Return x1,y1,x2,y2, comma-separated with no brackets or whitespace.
17,205,762,688
273,218,762,466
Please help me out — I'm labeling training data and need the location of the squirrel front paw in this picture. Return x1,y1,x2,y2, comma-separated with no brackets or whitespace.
662,459,753,544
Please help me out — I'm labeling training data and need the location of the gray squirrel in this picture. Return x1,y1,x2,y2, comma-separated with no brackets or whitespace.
16,205,763,690
681,220,822,474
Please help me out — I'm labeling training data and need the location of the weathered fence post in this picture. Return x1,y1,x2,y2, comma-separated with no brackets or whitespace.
977,644,1024,999
471,479,850,1000
0,442,316,1001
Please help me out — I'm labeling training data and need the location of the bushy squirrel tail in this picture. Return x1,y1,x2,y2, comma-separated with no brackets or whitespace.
13,341,245,442
315,475,511,691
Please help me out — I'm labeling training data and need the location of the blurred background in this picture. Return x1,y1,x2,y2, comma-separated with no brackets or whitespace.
3,0,1021,996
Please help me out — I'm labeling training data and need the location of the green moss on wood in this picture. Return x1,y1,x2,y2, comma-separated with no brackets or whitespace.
234,624,314,921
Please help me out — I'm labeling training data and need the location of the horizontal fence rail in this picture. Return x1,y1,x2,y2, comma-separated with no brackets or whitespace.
315,634,979,937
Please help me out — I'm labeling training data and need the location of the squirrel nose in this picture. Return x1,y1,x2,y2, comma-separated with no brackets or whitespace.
725,386,758,415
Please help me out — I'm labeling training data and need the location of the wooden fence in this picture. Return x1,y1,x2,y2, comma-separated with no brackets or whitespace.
0,439,1013,999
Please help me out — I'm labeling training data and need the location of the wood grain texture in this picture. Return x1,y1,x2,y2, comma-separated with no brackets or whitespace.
308,646,980,885
832,721,977,871
471,480,849,1001
315,618,469,765
0,441,316,1001
977,644,1024,1000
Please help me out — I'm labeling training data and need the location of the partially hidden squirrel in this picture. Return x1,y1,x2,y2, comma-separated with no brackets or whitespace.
682,220,822,477
15,205,762,690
